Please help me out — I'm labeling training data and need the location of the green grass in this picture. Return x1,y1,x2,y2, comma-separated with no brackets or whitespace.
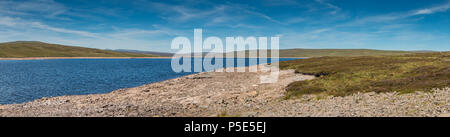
280,52,450,99
217,110,240,117
0,41,159,58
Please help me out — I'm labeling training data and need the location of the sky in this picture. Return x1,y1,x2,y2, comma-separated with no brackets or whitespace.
0,0,449,52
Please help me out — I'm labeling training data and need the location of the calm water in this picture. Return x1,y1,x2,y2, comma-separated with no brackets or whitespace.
0,58,299,104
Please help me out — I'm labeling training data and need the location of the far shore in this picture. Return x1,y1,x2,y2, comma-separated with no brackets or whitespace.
0,57,173,60
0,56,308,61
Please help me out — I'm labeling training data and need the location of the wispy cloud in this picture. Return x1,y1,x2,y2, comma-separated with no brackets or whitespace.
1,0,449,51
108,26,183,38
411,2,450,15
283,17,306,24
137,1,224,22
0,16,101,39
0,14,176,51
0,16,21,27
30,22,101,38
342,1,450,27
315,0,341,14
0,0,67,19
261,0,303,7
136,1,286,26
0,16,175,51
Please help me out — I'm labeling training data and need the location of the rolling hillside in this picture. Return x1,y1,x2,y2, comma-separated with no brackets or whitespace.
0,41,422,58
112,49,174,57
0,41,159,58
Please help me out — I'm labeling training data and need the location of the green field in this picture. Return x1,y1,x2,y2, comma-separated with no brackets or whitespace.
280,52,450,98
0,41,158,58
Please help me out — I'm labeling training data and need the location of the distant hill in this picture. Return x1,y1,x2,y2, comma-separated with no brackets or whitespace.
112,49,174,57
277,48,416,57
190,49,417,58
0,41,159,58
0,41,425,58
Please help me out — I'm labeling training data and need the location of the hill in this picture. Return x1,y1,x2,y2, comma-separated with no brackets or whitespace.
278,48,416,57
199,49,416,58
0,41,424,58
112,49,174,57
0,41,159,58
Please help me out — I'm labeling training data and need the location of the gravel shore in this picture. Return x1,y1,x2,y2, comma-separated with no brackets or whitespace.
0,66,448,117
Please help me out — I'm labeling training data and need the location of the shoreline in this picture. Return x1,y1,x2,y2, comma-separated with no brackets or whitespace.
0,68,315,116
0,57,173,60
0,56,308,61
0,65,448,117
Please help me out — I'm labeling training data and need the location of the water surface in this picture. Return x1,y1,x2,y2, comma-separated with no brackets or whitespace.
0,58,299,104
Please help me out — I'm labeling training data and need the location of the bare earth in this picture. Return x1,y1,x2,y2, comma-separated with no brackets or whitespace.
0,67,448,117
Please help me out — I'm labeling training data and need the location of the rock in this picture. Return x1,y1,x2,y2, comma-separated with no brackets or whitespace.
248,91,258,97
439,113,450,117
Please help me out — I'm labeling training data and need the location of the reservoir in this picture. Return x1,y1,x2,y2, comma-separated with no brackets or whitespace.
0,58,300,104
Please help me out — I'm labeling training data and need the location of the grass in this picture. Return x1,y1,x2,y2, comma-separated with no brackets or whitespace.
280,52,450,99
0,41,159,58
217,110,240,117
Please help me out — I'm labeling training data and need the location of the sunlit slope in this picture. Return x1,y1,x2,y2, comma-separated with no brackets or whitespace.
0,41,159,58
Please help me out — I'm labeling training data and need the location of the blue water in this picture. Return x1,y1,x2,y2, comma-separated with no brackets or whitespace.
0,58,299,104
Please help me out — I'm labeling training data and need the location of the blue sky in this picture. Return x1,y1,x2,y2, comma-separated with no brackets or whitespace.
0,0,449,52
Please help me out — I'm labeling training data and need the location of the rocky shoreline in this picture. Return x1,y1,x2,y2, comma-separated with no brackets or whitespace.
0,66,448,117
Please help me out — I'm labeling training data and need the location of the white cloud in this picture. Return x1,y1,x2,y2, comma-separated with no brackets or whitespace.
108,29,172,38
30,22,101,38
230,24,263,29
0,0,67,19
0,15,178,51
284,17,306,24
315,0,340,10
0,16,21,27
312,28,331,34
262,0,302,7
0,16,101,39
242,9,285,24
411,2,450,15
414,9,434,15
315,0,341,14
338,1,450,28
138,1,285,26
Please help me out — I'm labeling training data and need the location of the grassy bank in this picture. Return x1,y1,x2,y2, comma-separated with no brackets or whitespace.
0,41,159,58
280,52,450,99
